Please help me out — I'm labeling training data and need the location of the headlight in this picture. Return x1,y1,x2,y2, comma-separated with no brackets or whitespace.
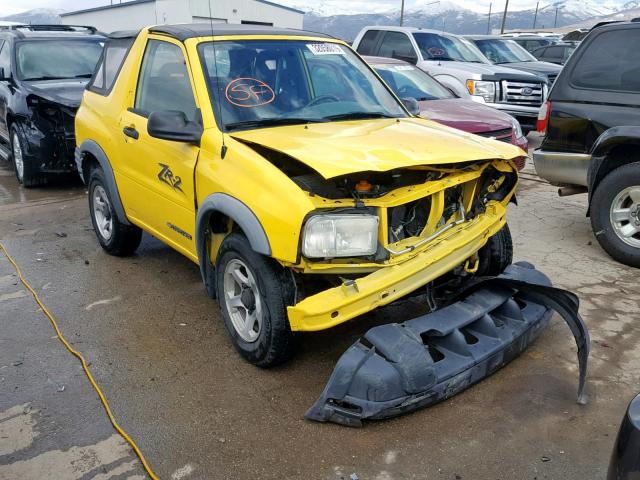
511,116,523,138
466,80,496,103
302,214,379,258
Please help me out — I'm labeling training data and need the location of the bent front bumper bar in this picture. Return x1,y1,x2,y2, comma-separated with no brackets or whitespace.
306,263,590,427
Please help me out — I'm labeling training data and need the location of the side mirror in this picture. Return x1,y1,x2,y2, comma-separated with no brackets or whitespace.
147,110,202,145
401,97,421,116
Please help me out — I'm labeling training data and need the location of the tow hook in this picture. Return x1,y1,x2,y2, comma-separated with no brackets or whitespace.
464,255,479,273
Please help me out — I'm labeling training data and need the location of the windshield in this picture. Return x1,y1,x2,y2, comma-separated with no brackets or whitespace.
474,39,538,64
199,40,407,131
374,63,454,101
412,33,488,63
17,40,104,81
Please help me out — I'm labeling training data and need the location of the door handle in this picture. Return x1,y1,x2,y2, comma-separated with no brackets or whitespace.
123,126,139,140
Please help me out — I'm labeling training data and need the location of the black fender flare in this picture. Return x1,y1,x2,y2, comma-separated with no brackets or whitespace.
195,193,272,298
76,140,131,225
588,126,640,205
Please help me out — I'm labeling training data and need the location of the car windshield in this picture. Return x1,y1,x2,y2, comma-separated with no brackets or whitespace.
412,32,488,63
373,63,454,101
198,40,407,131
474,39,538,64
17,40,104,81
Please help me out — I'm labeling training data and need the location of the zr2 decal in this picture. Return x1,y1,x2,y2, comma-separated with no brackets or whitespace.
158,163,183,193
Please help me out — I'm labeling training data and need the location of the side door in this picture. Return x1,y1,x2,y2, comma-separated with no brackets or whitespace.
377,32,419,64
0,40,11,144
116,37,201,258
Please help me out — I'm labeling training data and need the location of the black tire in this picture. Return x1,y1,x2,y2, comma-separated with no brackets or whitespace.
590,163,640,268
10,124,46,187
216,233,296,368
477,224,513,277
88,167,142,256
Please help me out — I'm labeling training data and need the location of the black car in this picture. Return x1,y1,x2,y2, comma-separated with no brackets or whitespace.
608,393,640,479
532,43,577,65
506,35,558,54
0,25,104,186
466,36,562,85
534,20,640,267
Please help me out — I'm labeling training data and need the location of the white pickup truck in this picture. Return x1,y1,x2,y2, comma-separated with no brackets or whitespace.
353,26,549,134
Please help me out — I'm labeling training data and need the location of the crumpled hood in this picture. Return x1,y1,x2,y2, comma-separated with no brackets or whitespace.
230,118,522,179
23,79,88,108
419,98,513,134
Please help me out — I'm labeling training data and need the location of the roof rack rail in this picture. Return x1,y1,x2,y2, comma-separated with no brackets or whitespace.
590,21,623,31
0,24,97,33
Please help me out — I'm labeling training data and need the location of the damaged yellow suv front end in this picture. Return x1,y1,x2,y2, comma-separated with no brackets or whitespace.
224,117,521,333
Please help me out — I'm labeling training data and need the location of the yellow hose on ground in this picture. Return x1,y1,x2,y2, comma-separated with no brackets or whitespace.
0,242,158,480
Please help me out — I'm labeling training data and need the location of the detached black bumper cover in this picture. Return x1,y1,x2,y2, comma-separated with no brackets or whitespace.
608,393,640,480
306,263,590,427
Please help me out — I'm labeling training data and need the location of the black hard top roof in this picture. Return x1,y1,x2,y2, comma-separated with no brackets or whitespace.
147,23,332,41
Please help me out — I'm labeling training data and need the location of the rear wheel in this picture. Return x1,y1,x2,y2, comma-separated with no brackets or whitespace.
88,167,142,256
591,162,640,268
477,224,513,277
216,233,296,368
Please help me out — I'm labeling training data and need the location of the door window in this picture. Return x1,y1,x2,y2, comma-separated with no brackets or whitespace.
357,30,381,56
571,29,640,92
0,41,10,76
135,40,197,119
378,32,416,62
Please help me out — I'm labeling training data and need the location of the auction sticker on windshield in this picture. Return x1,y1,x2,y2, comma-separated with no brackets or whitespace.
306,43,345,55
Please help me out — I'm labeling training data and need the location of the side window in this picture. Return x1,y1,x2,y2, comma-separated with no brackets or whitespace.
571,29,640,92
0,41,11,75
357,30,380,55
378,32,416,62
135,40,197,119
89,38,131,93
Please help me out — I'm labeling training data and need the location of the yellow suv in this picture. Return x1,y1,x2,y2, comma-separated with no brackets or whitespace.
75,25,525,367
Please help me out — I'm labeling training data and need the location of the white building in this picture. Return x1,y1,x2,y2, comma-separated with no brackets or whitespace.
61,0,304,33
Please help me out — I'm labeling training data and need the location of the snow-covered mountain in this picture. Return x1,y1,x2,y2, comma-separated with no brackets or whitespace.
294,0,640,41
0,8,63,25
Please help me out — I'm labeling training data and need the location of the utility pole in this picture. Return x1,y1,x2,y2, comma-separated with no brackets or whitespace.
487,2,492,34
500,0,509,34
400,0,405,26
554,7,559,28
533,1,539,29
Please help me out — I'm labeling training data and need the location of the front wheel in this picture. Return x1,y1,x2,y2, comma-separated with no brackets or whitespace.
216,233,296,368
477,224,513,277
10,124,46,187
591,162,640,268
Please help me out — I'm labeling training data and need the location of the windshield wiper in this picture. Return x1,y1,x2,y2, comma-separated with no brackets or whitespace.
225,117,325,131
323,112,396,121
22,75,67,81
73,73,94,78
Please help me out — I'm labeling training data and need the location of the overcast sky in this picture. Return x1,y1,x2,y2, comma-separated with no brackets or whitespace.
0,0,625,16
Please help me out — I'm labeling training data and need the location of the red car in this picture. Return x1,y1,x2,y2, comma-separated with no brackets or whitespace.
366,56,528,169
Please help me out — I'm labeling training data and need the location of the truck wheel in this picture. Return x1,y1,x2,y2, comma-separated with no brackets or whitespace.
10,124,46,187
477,224,513,276
591,163,640,268
216,233,296,368
88,167,142,256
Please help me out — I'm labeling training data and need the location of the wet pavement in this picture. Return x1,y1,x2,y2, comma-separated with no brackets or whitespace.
1,136,639,480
